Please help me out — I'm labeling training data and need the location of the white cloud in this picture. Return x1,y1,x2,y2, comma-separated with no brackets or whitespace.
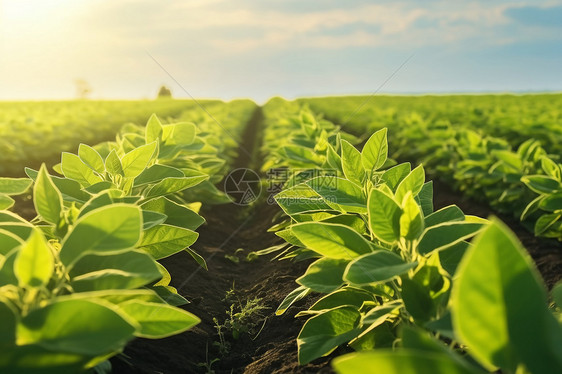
0,0,560,100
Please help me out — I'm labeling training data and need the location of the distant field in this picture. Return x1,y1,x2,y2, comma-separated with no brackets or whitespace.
300,93,562,154
0,99,228,175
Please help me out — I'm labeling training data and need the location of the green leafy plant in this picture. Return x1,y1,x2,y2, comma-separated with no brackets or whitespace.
0,110,251,372
267,126,486,364
212,294,268,356
0,199,199,372
332,220,562,374
521,156,562,239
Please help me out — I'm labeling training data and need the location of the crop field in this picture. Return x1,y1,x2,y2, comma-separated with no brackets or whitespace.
0,94,561,374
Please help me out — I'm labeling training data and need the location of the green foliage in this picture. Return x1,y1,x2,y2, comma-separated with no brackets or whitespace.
266,118,485,364
333,220,562,374
301,94,562,241
0,100,201,176
0,108,256,371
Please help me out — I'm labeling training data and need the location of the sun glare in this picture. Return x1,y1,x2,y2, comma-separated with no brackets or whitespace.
1,0,78,32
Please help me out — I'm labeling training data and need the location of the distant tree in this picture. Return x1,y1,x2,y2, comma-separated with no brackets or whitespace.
157,85,172,98
75,79,92,99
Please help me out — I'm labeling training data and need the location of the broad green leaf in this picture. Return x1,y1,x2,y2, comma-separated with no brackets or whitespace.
344,251,417,285
417,221,484,255
78,144,105,173
541,156,561,180
142,210,168,230
425,205,464,227
325,144,343,173
381,163,411,191
322,214,366,234
341,140,365,186
153,262,171,287
297,258,348,293
349,320,395,351
535,213,560,235
276,285,311,316
55,289,163,305
0,345,88,372
145,175,208,199
0,177,32,195
0,229,24,256
275,184,333,215
14,230,53,288
0,223,33,241
162,122,196,146
61,152,103,187
121,142,157,178
0,249,18,286
34,164,63,225
361,301,402,326
17,299,136,355
310,288,374,311
415,181,434,216
139,224,198,260
306,177,367,214
184,247,207,270
0,194,14,210
368,189,401,244
141,197,204,231
104,150,123,177
26,167,91,203
539,192,562,212
152,285,189,307
400,192,424,240
52,163,63,175
283,145,325,166
292,222,372,259
452,219,562,373
69,250,161,292
298,306,361,365
492,150,522,171
83,181,115,194
145,114,163,144
402,262,449,323
77,190,115,218
118,300,199,338
60,204,142,266
438,241,469,276
332,350,480,374
521,175,560,194
134,164,184,186
395,164,425,203
361,128,388,172
401,278,434,323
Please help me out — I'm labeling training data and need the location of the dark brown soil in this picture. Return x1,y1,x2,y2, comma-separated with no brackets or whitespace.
109,198,336,374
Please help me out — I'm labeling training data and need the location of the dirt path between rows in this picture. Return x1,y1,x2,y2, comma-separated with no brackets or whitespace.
110,111,561,374
110,107,336,373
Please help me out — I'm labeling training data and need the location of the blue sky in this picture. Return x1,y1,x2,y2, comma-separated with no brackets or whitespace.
0,0,561,101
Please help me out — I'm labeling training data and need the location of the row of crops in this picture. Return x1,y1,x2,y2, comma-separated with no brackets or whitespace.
301,95,562,241
259,97,562,373
0,99,257,177
0,100,255,372
0,95,561,373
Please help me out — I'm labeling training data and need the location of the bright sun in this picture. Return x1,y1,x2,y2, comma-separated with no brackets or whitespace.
1,0,77,32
